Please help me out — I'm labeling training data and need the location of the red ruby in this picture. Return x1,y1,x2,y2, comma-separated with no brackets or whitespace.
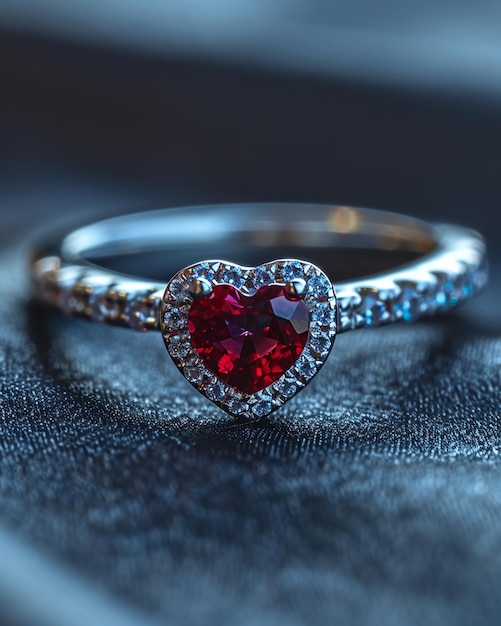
188,284,309,394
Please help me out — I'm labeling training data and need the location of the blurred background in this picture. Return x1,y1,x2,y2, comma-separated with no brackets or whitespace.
1,3,501,625
1,1,501,238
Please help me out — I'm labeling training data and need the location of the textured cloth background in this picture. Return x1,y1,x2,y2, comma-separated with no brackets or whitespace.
1,28,501,626
1,234,500,626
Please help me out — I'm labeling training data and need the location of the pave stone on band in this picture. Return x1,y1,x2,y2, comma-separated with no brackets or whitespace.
31,204,488,421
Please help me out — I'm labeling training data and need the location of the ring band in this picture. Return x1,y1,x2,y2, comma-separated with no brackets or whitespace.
31,203,488,421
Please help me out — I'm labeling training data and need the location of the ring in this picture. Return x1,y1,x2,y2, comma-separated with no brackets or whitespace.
31,203,488,421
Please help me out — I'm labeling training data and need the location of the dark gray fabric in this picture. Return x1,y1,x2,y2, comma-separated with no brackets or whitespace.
1,237,500,625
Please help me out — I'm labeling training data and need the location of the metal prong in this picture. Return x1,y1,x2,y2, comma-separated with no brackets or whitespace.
189,277,213,299
284,278,307,300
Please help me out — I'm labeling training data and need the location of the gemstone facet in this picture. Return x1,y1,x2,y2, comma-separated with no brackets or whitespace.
188,284,309,394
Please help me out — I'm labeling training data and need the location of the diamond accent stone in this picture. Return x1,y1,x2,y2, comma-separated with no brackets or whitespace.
308,333,331,355
296,353,318,380
126,292,160,331
305,271,331,299
252,398,273,418
282,261,306,282
205,380,227,402
361,293,391,327
250,265,275,291
184,364,206,384
163,307,186,329
394,285,424,322
311,303,335,327
168,275,192,303
226,396,249,415
273,378,298,399
168,333,191,359
89,288,122,322
215,265,246,289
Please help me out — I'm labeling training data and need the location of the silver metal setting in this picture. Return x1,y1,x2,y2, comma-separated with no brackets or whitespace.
284,278,307,300
30,203,489,419
188,277,213,300
162,259,337,420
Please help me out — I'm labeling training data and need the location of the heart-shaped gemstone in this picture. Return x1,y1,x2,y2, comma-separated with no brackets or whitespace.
188,284,309,394
161,260,337,420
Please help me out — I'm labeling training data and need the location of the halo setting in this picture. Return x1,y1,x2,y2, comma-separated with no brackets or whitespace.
161,260,337,420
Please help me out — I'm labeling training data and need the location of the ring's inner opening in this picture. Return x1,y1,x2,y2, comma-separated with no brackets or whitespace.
62,205,437,282
88,247,423,282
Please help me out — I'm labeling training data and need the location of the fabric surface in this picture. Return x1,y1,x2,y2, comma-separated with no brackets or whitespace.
1,230,500,625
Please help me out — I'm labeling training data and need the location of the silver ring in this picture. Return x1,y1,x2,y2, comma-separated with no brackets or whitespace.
31,203,488,421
